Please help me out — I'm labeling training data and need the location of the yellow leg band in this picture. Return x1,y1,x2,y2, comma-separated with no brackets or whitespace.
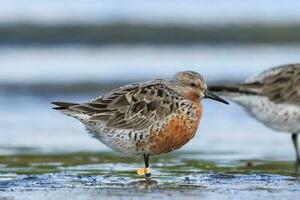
137,167,151,176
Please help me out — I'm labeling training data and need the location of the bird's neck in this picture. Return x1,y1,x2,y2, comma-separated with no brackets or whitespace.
182,90,201,102
166,80,201,102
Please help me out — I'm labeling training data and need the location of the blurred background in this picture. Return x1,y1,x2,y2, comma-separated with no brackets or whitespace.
1,0,300,161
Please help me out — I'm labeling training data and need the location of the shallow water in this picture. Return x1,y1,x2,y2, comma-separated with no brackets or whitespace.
2,44,300,83
0,152,300,200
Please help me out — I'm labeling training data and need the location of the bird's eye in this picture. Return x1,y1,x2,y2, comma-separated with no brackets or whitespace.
190,83,196,87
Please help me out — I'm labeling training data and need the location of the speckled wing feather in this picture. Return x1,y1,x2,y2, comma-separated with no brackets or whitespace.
243,64,300,105
67,80,182,130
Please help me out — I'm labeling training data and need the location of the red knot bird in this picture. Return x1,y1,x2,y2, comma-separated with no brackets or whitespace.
210,63,300,174
52,71,229,177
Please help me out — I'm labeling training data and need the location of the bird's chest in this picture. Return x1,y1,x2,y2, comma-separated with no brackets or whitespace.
148,103,202,155
234,95,300,132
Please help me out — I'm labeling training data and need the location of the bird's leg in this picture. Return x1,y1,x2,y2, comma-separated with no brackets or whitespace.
137,154,151,177
144,154,151,177
292,133,300,174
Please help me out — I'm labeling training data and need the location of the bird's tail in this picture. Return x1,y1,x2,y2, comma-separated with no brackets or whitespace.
51,102,79,110
52,102,92,122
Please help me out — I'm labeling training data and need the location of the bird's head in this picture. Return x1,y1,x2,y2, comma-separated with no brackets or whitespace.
173,71,229,104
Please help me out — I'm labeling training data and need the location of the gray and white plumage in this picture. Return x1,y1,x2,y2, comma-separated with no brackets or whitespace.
52,71,226,156
53,80,184,155
210,63,300,133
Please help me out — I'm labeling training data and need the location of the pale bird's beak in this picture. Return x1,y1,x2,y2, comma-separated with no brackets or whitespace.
204,90,229,105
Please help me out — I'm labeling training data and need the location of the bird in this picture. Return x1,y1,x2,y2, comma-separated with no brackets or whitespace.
52,71,229,177
209,63,300,174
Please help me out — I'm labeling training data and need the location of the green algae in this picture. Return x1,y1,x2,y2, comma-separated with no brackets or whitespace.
0,152,296,177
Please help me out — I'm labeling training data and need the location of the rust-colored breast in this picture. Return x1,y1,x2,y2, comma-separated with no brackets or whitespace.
148,103,203,155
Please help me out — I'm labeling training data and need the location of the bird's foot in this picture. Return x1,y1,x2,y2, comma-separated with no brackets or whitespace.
137,167,151,177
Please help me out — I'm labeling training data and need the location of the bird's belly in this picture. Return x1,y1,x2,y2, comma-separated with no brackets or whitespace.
85,121,150,155
84,103,202,155
233,96,300,133
148,114,201,155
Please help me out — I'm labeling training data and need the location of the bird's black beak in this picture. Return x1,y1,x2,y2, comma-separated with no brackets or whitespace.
204,90,229,105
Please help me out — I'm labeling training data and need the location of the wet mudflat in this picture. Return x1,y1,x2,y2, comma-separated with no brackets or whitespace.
0,152,299,200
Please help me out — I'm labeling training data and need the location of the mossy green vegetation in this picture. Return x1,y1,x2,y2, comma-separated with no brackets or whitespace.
0,152,295,176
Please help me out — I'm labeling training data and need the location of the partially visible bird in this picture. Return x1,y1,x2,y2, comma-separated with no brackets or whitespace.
210,63,300,173
52,71,229,177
